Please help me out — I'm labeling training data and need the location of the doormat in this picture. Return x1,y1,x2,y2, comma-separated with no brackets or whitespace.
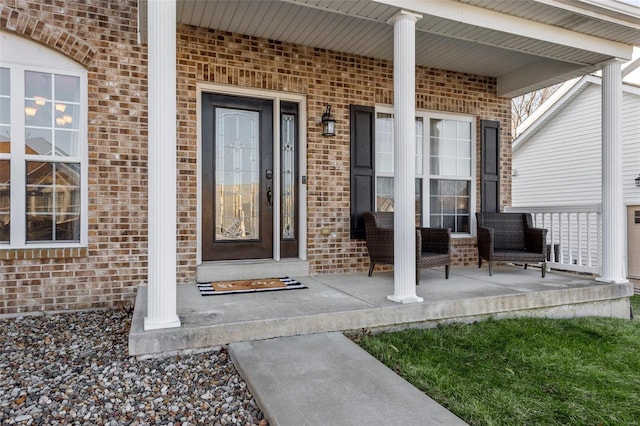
197,277,307,296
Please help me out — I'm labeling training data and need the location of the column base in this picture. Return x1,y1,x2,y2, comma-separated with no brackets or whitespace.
144,315,181,331
595,276,629,284
387,294,424,304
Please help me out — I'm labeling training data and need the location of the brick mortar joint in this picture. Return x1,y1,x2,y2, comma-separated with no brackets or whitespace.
0,247,88,261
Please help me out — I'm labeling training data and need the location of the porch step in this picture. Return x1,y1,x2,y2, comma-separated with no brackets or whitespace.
196,259,310,283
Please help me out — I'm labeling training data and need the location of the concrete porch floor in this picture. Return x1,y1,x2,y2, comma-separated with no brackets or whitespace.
129,265,633,357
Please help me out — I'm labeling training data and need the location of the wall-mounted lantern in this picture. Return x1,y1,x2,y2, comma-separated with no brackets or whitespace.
635,174,640,188
321,104,336,137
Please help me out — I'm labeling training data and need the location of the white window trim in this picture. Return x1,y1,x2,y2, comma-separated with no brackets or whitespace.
374,105,476,237
1,35,88,249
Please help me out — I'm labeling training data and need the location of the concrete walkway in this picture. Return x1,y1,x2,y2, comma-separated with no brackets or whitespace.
230,332,468,426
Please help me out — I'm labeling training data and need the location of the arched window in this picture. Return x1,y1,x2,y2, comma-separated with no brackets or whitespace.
0,31,87,247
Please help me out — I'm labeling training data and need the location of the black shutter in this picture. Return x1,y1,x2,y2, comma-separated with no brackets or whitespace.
350,105,375,239
481,120,500,213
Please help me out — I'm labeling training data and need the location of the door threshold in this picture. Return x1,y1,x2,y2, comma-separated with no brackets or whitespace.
196,259,310,283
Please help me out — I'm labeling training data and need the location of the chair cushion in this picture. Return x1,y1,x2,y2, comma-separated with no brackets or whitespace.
417,252,450,269
491,249,545,262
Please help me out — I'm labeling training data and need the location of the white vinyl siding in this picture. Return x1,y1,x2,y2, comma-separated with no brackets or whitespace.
513,83,640,207
622,90,640,204
513,85,601,206
512,80,640,271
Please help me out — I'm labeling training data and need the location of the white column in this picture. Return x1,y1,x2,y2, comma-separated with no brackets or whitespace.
144,0,181,330
388,10,423,304
597,61,628,284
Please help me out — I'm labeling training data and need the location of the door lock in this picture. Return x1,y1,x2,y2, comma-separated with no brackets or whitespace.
266,186,273,207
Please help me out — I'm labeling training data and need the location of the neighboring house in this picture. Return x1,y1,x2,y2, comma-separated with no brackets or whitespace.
512,57,640,277
0,0,638,324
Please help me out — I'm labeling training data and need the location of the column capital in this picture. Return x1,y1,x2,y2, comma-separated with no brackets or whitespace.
387,9,422,25
602,58,625,67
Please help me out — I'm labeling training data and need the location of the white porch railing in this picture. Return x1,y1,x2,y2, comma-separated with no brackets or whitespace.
505,205,601,275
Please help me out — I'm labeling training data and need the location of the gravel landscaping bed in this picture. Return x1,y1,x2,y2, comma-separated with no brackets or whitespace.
0,309,266,425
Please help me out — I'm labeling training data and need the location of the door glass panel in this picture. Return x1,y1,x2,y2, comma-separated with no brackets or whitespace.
281,113,295,240
215,108,259,241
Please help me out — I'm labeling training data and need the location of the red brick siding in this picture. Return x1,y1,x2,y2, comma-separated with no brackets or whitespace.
0,0,144,314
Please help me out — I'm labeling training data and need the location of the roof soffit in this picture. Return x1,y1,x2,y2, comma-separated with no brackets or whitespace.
173,0,637,96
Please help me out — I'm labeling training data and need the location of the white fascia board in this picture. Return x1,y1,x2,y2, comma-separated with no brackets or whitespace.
379,0,633,59
545,0,640,27
622,53,640,79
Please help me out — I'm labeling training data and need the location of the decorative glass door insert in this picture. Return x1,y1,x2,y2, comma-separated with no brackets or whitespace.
215,108,260,241
281,112,295,241
279,102,299,258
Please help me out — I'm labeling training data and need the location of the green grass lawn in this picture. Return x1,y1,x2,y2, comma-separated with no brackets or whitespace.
357,295,640,426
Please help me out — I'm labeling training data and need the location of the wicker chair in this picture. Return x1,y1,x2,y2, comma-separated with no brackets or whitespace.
476,212,548,277
363,211,451,285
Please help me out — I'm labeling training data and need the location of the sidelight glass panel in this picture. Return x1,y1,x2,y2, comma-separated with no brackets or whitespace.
281,113,296,240
215,108,260,241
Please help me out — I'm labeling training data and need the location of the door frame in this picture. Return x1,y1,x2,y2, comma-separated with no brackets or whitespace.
196,83,307,264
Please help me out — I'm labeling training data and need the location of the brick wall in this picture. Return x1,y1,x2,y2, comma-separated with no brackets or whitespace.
0,0,145,314
176,25,512,278
0,1,511,314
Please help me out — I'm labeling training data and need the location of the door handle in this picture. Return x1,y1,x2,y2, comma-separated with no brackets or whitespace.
266,186,273,207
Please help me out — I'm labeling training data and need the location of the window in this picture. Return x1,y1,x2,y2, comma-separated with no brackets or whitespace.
374,108,474,234
1,34,87,248
375,112,424,225
429,118,472,233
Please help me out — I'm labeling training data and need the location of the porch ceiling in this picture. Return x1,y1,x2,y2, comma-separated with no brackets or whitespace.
173,0,639,97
